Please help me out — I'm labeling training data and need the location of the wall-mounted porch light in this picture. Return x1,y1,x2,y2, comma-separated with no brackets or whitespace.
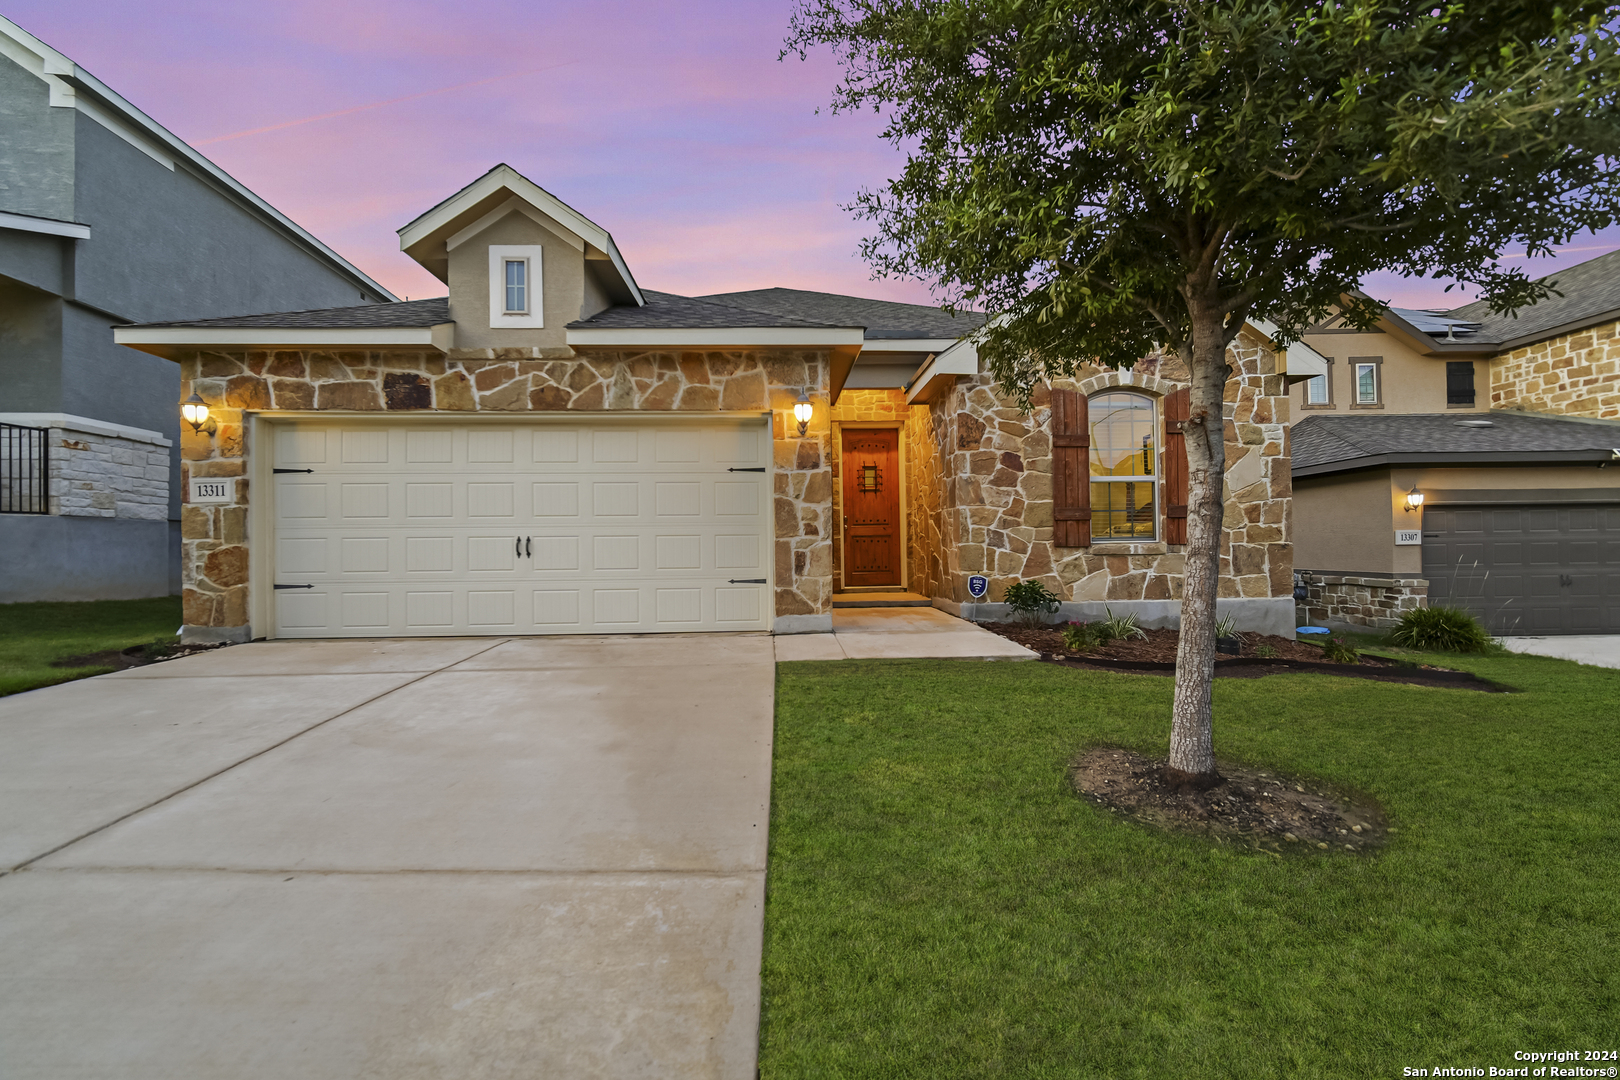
1403,485,1425,512
793,391,813,437
181,392,215,435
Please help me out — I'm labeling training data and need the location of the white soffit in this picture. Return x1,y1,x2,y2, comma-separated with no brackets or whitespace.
398,165,644,306
0,211,91,239
905,338,980,404
567,326,865,349
114,325,452,351
0,14,397,302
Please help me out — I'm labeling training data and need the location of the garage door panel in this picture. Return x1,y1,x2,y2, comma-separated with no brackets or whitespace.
271,420,772,637
1424,501,1620,635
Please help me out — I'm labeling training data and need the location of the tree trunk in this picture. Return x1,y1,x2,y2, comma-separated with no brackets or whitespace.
1166,293,1230,791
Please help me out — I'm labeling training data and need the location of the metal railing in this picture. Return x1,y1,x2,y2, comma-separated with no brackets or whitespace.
1,422,49,514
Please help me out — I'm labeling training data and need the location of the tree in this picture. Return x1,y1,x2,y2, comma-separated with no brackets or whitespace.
786,0,1620,787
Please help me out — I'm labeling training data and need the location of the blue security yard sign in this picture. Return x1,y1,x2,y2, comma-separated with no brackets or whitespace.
968,575,989,599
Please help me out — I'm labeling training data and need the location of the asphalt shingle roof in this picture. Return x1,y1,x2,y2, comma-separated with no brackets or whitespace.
567,290,841,330
696,287,985,339
1442,247,1620,345
125,297,450,329
1293,412,1620,474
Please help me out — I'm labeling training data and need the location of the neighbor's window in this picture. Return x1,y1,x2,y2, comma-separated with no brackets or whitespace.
504,258,528,314
1447,361,1476,406
1305,373,1329,405
1353,359,1381,405
1089,391,1157,540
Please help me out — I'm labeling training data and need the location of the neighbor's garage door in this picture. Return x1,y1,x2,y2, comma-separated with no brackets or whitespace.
270,419,772,637
1423,503,1620,635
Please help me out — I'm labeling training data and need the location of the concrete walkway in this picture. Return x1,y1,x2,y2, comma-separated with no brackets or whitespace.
774,606,1037,662
1499,635,1620,669
0,634,775,1079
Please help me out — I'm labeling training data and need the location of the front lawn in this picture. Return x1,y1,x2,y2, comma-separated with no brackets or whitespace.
762,652,1619,1078
0,597,182,697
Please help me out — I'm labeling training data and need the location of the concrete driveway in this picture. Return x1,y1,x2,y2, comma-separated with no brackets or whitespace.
1499,635,1620,669
0,634,775,1079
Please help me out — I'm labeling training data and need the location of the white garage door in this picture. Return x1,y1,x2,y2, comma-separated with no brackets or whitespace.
269,418,772,637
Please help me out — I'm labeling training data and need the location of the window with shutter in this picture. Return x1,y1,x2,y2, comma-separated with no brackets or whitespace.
1162,388,1190,544
1088,391,1158,540
1050,389,1090,547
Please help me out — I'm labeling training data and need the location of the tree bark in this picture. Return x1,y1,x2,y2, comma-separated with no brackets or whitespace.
1165,289,1229,791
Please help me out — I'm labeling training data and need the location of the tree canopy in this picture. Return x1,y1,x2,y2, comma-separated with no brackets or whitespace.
787,0,1620,396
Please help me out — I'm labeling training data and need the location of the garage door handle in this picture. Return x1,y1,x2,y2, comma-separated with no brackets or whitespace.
273,468,314,474
274,583,313,590
515,536,522,557
526,536,532,558
729,578,767,584
727,467,766,473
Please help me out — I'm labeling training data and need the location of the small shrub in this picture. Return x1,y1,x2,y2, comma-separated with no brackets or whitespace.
1321,637,1361,664
1099,606,1147,641
1061,621,1098,651
1214,613,1239,639
1389,606,1493,653
1003,579,1062,628
1254,644,1278,659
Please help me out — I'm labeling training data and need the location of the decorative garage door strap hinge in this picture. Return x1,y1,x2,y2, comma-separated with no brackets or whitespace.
273,583,314,590
273,468,314,474
727,467,766,472
728,578,767,584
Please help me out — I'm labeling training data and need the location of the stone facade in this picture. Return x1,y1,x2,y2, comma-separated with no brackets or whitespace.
175,347,833,635
51,425,171,520
1296,571,1427,630
917,334,1292,611
817,335,1295,629
1490,319,1620,419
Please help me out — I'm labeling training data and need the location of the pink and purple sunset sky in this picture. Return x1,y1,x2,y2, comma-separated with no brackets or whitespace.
14,0,1620,313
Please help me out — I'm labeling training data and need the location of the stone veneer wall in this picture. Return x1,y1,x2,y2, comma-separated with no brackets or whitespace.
919,333,1294,608
42,423,171,520
1296,571,1427,629
175,347,833,634
1490,319,1620,419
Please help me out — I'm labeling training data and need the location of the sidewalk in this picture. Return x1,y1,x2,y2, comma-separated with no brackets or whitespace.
774,606,1036,662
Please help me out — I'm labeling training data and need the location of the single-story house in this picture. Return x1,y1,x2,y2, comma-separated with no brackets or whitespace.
115,165,1300,643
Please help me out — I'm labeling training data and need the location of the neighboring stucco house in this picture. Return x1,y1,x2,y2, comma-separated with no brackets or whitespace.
1290,253,1620,633
115,165,1300,644
0,15,395,602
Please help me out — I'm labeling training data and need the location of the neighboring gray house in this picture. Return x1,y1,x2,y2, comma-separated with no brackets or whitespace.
0,14,394,602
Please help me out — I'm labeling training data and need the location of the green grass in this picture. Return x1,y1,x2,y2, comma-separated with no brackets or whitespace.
0,597,182,697
762,651,1619,1077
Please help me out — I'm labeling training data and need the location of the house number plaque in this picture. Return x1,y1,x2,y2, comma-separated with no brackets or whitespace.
189,478,232,504
1394,529,1422,546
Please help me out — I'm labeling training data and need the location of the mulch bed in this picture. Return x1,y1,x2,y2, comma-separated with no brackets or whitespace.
50,641,234,671
1073,746,1391,854
980,624,1506,692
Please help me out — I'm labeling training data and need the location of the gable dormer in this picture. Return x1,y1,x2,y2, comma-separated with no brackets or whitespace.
396,164,642,355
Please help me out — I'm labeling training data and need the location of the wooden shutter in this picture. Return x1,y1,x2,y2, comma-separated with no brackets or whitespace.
1163,388,1190,545
1051,389,1090,547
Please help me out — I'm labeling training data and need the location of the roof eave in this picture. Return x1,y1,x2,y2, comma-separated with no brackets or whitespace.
1293,448,1617,478
113,324,453,360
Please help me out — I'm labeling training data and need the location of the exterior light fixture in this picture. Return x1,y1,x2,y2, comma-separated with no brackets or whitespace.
1404,485,1425,512
181,392,215,435
793,392,813,437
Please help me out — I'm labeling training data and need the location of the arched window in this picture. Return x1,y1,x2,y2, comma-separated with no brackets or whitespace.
1088,391,1157,540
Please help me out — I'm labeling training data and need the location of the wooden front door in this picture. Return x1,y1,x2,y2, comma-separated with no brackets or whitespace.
840,428,901,588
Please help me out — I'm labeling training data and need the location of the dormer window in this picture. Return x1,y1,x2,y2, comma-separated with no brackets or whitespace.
487,245,544,328
504,258,528,314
